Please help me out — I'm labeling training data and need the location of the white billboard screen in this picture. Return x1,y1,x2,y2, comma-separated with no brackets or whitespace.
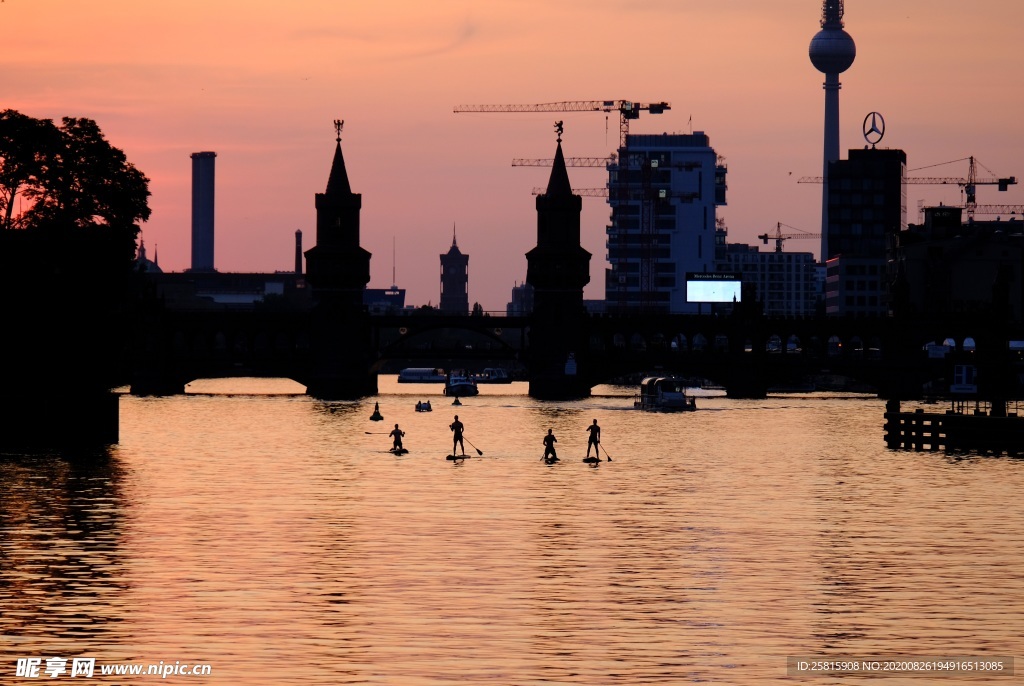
685,273,741,303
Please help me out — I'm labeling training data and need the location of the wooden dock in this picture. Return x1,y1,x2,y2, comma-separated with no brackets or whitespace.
884,400,1024,455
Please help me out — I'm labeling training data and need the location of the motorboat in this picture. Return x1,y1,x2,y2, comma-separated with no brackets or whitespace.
634,376,697,412
443,372,479,397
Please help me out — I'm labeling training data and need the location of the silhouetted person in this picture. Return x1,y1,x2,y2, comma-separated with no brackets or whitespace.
543,429,558,462
585,419,601,458
450,415,465,456
389,423,405,451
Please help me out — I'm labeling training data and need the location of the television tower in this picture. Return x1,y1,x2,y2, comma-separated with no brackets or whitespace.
809,0,856,260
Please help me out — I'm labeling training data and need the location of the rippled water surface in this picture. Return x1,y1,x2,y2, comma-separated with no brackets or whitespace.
2,377,1022,684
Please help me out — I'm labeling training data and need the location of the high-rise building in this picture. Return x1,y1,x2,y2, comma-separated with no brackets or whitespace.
827,148,907,260
439,232,469,314
823,147,906,316
809,0,856,258
190,151,217,272
605,132,727,313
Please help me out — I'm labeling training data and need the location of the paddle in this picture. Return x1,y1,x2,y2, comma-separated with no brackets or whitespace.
365,432,390,435
463,437,484,456
599,444,613,462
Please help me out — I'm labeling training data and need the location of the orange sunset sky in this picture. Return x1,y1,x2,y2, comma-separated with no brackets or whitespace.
4,0,1023,310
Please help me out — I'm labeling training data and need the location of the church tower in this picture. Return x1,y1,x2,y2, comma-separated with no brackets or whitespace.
439,229,469,314
303,120,376,398
525,123,591,399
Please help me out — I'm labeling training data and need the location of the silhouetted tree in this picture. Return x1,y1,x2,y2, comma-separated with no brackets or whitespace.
0,110,150,262
1,111,153,417
0,109,56,230
471,302,485,317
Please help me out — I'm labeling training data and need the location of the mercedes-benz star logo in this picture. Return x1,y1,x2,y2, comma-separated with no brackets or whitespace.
863,111,885,146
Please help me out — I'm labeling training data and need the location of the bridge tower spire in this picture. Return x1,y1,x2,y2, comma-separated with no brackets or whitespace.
525,123,592,399
303,120,376,398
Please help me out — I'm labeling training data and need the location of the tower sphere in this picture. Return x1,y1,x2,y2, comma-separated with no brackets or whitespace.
809,28,856,74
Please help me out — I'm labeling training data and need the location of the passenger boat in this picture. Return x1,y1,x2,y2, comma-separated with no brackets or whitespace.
634,376,697,412
473,367,512,384
398,367,446,383
443,372,479,397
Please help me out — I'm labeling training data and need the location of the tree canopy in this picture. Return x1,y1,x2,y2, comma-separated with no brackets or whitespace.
0,109,150,242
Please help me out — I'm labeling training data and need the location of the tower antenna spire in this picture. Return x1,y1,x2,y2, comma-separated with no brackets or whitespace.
810,0,856,260
821,0,844,27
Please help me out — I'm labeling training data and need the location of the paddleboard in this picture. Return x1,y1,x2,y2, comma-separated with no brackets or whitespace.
446,454,481,460
390,448,409,456
582,457,601,464
543,456,559,464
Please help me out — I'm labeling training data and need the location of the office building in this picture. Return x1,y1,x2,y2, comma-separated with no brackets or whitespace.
720,243,818,317
605,132,727,313
824,147,906,315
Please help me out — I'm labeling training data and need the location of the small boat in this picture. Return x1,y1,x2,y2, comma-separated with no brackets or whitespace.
415,401,433,412
634,376,697,412
473,367,512,384
398,367,446,383
443,372,479,397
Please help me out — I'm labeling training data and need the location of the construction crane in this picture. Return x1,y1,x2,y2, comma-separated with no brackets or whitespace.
532,187,607,197
530,187,699,201
453,100,670,148
512,156,614,168
972,204,1024,217
799,156,1017,219
757,223,821,253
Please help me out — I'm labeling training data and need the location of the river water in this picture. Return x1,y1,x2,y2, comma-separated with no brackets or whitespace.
1,377,1021,684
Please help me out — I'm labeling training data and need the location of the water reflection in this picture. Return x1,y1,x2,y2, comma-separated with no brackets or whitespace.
0,449,127,656
0,381,1021,684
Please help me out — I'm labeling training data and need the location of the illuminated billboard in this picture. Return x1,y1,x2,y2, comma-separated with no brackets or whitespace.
685,272,741,303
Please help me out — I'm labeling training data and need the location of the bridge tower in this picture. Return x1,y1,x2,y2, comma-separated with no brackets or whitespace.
525,123,592,399
303,120,376,398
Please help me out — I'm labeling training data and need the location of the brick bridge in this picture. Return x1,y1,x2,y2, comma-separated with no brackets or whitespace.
129,308,1023,400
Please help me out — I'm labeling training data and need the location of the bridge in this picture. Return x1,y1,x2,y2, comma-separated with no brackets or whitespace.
127,305,1023,402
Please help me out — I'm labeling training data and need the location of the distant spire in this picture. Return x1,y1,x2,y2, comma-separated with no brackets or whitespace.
452,222,457,247
544,122,573,197
325,119,352,196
